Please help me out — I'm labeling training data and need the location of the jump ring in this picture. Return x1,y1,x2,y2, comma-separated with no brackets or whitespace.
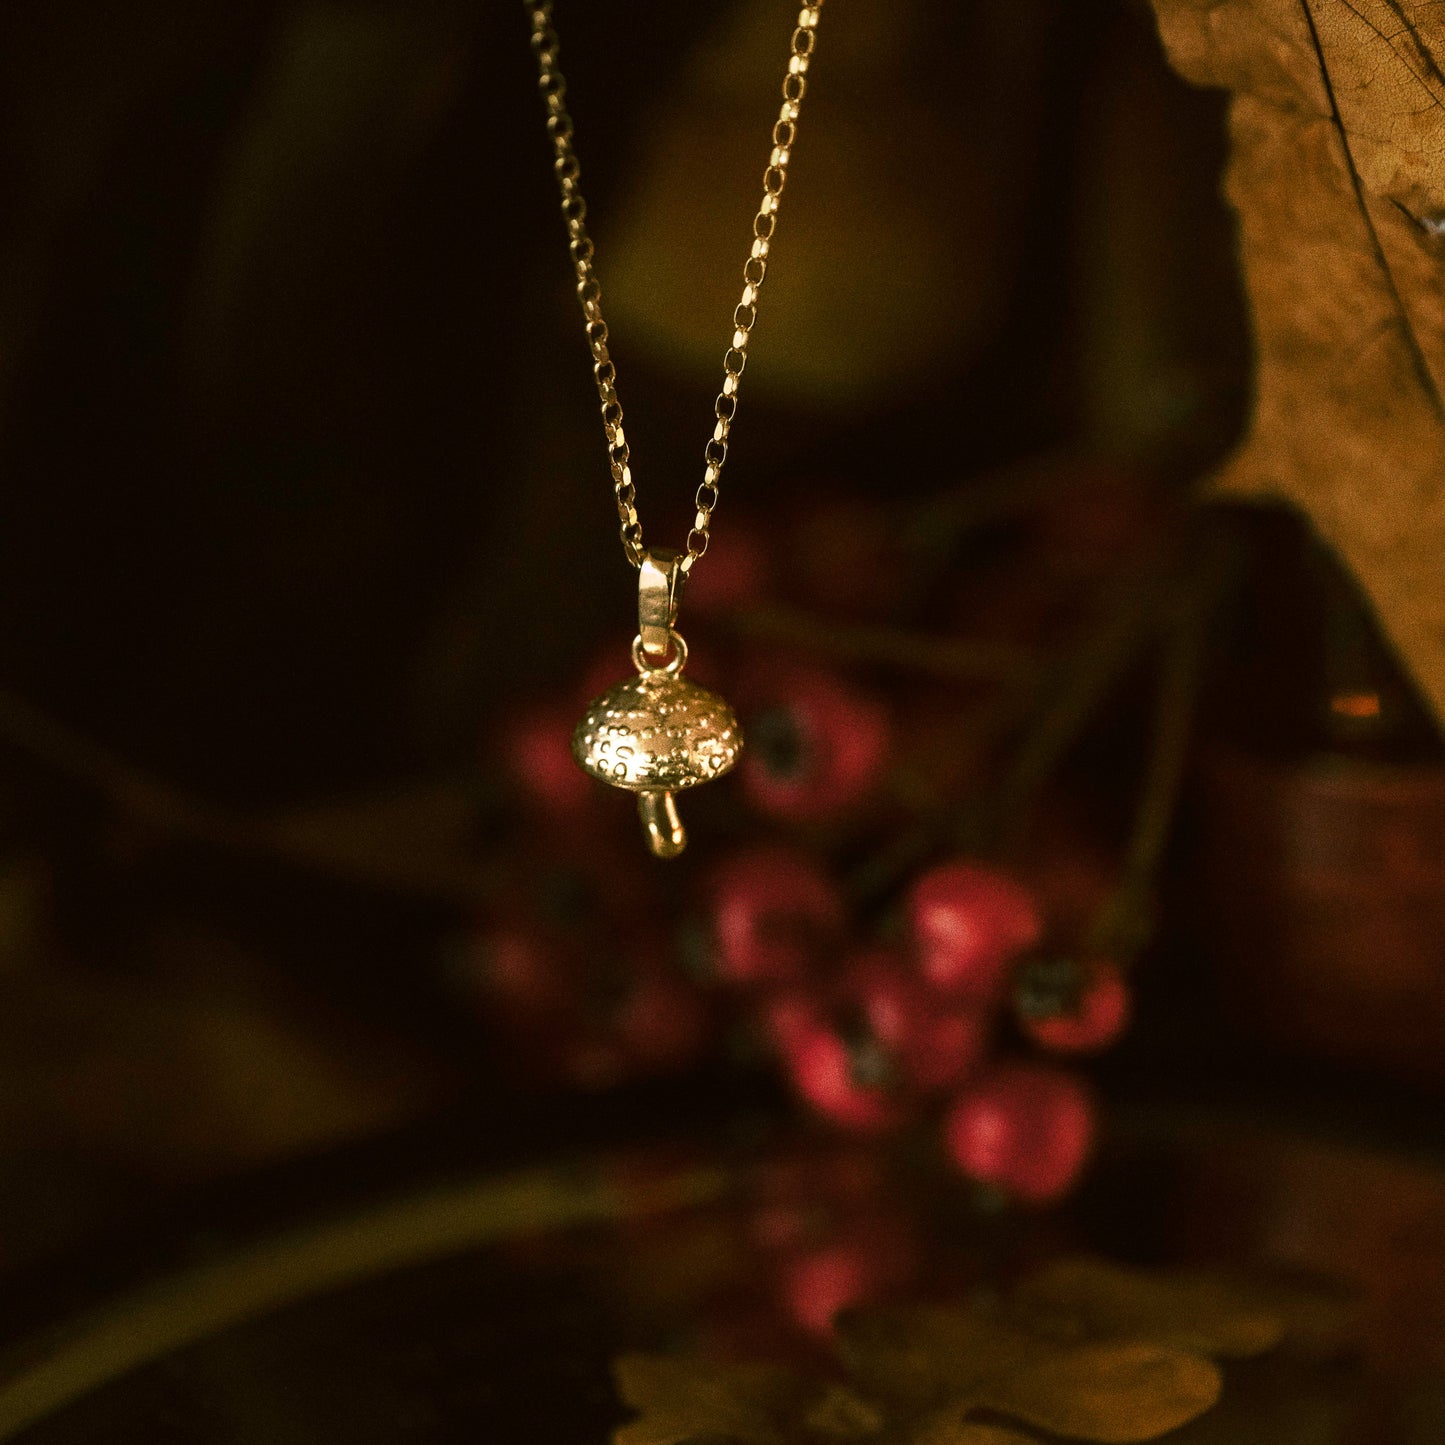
631,629,687,676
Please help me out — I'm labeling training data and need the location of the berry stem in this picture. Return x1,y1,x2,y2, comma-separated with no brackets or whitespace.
1087,531,1236,962
901,451,1080,555
0,681,498,905
989,551,1172,858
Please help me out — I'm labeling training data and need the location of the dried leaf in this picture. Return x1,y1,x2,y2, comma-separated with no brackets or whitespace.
1148,0,1445,722
803,1385,887,1438
612,1354,807,1445
833,1307,1052,1412
611,1261,1283,1444
968,1342,1222,1444
908,1419,1038,1445
1225,1276,1359,1357
1011,1258,1285,1358
0,940,437,1176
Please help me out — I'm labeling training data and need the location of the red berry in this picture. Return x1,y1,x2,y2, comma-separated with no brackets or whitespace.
468,844,706,1089
502,704,595,815
943,1063,1095,1204
781,1241,883,1337
740,660,891,822
543,953,708,1090
846,950,989,1094
1017,957,1131,1054
770,993,905,1134
907,861,1043,1000
709,847,845,987
779,1217,915,1337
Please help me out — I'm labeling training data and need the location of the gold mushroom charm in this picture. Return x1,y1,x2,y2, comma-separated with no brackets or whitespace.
572,629,741,858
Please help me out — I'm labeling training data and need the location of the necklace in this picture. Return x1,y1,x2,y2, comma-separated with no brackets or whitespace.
526,1,825,858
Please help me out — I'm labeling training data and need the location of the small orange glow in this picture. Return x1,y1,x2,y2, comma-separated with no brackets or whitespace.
1330,691,1382,720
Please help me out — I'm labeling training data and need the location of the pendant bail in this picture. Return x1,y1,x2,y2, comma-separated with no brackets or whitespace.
638,547,685,660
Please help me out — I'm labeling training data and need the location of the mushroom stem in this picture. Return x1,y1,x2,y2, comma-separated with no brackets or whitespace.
638,790,686,859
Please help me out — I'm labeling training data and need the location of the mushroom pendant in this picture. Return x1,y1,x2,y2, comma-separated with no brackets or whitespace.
571,550,742,858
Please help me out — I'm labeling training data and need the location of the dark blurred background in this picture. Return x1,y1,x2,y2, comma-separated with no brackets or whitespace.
5,3,1445,1440
0,0,1241,1261
0,0,1247,790
4,7,1443,1419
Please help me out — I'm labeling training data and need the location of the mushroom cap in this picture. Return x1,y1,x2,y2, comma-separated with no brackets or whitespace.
572,671,742,792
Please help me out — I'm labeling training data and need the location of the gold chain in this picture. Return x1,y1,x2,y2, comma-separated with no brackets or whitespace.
526,2,825,573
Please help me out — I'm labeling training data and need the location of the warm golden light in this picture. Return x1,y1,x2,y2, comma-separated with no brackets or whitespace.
1330,691,1382,720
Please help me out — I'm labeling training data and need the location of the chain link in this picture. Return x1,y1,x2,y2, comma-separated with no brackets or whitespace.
526,2,824,572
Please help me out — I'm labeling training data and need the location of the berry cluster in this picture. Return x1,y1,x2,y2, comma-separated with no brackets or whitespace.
734,1147,919,1342
468,474,1151,1196
708,849,1129,1203
559,1143,929,1351
461,843,709,1091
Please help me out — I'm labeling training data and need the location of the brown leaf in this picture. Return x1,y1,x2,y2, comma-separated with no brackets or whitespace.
612,1354,808,1445
0,939,438,1177
1224,1276,1359,1357
612,1262,1290,1443
833,1307,1053,1413
968,1342,1222,1444
1011,1258,1285,1358
909,1418,1039,1445
1148,0,1445,722
803,1385,887,1438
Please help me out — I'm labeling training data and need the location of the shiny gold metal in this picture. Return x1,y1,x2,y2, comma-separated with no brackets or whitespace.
530,2,817,854
571,629,742,858
637,547,685,660
526,1,825,573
